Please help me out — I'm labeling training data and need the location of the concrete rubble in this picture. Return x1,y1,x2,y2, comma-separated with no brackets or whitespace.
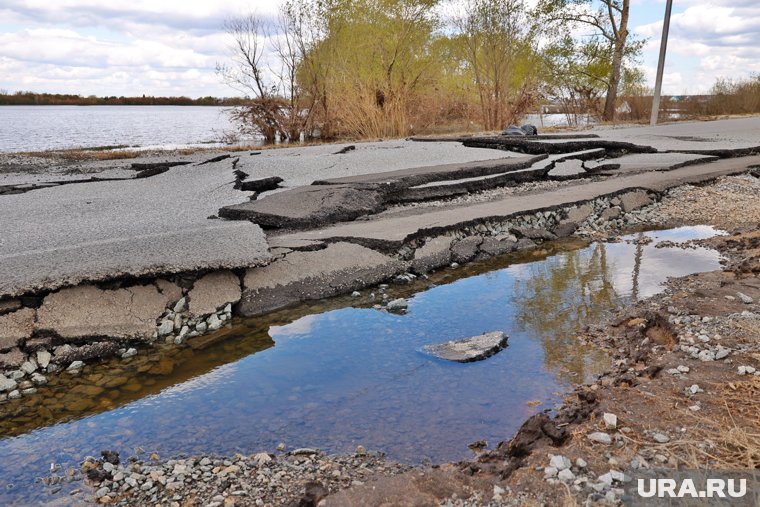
423,331,508,362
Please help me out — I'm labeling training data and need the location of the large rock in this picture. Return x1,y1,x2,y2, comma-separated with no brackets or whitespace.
552,222,578,238
601,206,622,220
219,184,387,229
36,284,172,340
51,342,120,364
450,236,483,263
241,242,406,316
619,190,653,212
410,236,454,274
564,204,593,224
423,331,508,363
0,308,35,351
188,270,242,317
479,234,519,256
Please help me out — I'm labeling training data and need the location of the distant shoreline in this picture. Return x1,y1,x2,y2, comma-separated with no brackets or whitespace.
0,104,232,106
0,93,247,107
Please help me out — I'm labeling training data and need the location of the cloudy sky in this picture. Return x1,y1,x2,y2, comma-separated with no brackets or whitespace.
0,0,757,98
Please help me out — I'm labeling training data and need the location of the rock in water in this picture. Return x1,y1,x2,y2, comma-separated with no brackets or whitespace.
423,331,508,363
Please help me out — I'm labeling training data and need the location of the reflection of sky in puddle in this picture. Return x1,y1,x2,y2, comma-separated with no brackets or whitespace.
609,226,723,299
0,226,724,504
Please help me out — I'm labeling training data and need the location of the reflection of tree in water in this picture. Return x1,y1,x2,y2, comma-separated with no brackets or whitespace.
510,243,619,383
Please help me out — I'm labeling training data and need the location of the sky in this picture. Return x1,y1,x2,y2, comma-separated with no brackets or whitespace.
0,0,757,98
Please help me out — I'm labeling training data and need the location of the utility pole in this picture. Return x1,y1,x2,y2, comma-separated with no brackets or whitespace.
650,0,674,126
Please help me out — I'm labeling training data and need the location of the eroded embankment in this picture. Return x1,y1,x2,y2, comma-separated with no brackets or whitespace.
20,174,760,507
3,137,760,413
0,164,750,405
6,176,757,505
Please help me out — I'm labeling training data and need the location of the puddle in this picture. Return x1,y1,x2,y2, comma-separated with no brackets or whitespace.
0,226,724,503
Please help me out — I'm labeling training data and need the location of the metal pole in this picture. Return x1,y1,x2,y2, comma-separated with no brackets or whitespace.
650,0,674,126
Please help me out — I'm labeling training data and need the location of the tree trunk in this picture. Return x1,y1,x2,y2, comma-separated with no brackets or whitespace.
603,39,624,121
603,0,630,122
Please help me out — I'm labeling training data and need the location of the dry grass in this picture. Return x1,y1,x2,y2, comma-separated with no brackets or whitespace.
669,377,760,469
568,374,760,474
614,376,760,470
21,148,143,161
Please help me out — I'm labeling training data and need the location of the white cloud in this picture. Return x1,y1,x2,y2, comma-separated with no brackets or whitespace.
1,0,758,97
635,1,760,93
0,0,286,97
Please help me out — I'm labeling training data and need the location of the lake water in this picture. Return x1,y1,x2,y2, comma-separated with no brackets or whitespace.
0,226,724,504
0,105,236,152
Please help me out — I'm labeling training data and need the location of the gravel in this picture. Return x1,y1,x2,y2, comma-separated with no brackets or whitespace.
78,449,410,506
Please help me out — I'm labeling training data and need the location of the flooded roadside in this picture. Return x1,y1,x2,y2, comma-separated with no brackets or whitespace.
0,226,725,504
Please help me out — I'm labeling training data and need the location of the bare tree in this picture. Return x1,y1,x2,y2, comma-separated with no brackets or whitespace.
217,14,297,143
271,9,317,142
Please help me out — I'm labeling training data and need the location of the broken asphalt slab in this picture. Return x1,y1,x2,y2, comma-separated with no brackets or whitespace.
219,184,388,229
423,331,508,363
276,155,760,250
463,137,658,157
229,140,519,189
0,161,271,298
312,155,541,186
584,152,718,175
35,284,175,340
219,156,544,228
590,116,760,152
239,242,407,316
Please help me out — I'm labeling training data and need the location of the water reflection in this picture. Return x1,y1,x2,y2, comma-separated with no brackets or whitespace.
511,242,616,382
0,226,723,504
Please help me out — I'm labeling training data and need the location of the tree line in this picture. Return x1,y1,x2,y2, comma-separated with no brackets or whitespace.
0,91,248,106
217,0,643,143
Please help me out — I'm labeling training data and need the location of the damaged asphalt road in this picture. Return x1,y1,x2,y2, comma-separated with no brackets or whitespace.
0,140,511,298
0,160,271,298
3,117,760,506
4,119,760,300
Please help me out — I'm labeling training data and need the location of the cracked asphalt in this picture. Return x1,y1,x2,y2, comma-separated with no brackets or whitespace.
2,118,759,298
0,141,512,297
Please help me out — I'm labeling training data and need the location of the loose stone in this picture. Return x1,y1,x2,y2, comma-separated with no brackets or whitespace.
173,298,187,313
549,455,572,471
67,361,84,371
157,320,174,337
737,292,754,304
36,349,52,369
588,432,612,444
0,375,17,392
603,413,618,430
385,299,408,313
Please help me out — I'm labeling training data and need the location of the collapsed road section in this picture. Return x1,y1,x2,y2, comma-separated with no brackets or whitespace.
2,118,760,397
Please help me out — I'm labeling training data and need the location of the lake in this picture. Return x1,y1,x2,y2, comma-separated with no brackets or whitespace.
0,105,237,152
